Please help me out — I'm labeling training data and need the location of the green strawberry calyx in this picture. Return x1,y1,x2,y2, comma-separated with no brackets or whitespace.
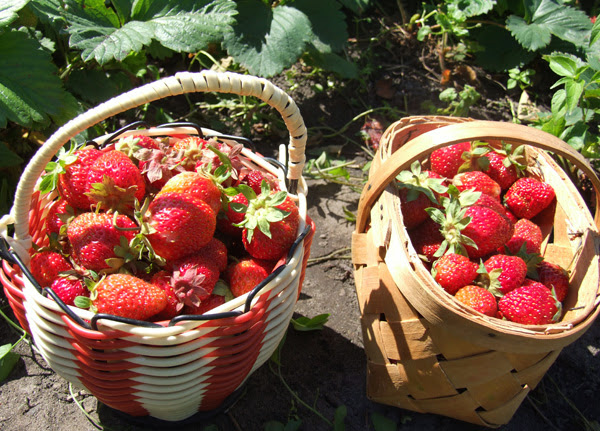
39,142,80,194
396,161,448,204
234,182,290,243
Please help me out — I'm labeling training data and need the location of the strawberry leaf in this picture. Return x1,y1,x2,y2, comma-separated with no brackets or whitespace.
0,343,20,383
291,313,330,331
257,217,272,238
0,0,29,27
0,29,78,129
222,0,312,77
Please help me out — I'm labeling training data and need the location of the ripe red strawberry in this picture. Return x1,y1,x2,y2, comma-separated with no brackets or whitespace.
120,135,186,190
145,192,216,262
150,271,183,321
537,261,569,302
433,253,478,294
58,147,102,210
218,192,248,237
85,150,146,212
50,277,88,306
66,212,137,272
182,294,226,315
241,170,280,195
171,254,220,307
504,177,555,219
225,257,275,297
241,190,300,260
409,217,444,263
157,171,222,215
46,200,73,236
29,251,72,287
461,205,514,258
196,237,228,272
482,150,520,190
430,141,473,178
90,273,167,320
473,192,515,223
484,254,527,295
453,171,501,200
454,285,498,317
504,218,543,254
397,163,448,229
498,280,560,325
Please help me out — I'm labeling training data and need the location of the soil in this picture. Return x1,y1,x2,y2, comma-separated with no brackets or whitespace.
1,5,600,431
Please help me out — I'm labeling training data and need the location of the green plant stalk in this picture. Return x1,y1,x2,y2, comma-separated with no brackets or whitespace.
547,375,597,429
69,383,105,430
0,307,26,336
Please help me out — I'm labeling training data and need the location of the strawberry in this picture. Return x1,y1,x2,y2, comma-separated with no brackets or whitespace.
473,192,515,223
157,171,222,215
46,200,73,236
433,253,478,294
396,162,448,229
50,276,88,306
241,170,280,195
239,186,300,261
482,146,525,190
29,251,72,287
122,136,186,190
408,217,444,263
89,273,167,320
225,257,275,297
196,237,228,272
504,177,555,219
170,254,220,307
454,285,498,317
182,294,226,315
430,141,472,178
461,205,514,258
453,171,501,200
218,192,248,237
483,254,527,295
85,150,146,213
145,192,216,262
537,261,569,302
498,280,560,325
150,271,183,321
57,147,102,210
504,218,543,254
66,212,137,272
171,135,208,169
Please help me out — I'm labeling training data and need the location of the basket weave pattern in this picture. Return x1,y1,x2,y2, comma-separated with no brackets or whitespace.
0,71,315,421
352,116,600,427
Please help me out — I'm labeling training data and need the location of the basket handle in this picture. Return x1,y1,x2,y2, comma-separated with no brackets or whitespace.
356,120,600,232
12,71,307,241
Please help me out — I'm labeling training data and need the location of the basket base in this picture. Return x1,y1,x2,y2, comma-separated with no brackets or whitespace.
97,385,245,427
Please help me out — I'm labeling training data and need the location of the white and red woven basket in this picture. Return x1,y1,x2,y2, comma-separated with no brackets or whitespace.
0,71,315,421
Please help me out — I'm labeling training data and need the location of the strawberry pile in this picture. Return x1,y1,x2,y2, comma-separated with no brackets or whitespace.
399,140,567,325
30,130,300,322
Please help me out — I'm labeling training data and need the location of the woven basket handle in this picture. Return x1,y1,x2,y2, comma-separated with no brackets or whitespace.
356,120,600,232
12,71,307,241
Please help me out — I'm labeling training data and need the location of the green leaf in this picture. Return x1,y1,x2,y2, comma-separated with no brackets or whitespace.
371,412,397,431
545,53,579,78
472,25,536,72
453,0,495,18
0,142,24,168
0,343,20,383
290,313,329,331
293,0,348,53
506,15,551,51
333,405,347,431
0,0,30,28
337,0,370,15
304,49,358,79
257,217,271,238
0,29,78,129
223,0,312,77
565,79,585,113
65,0,236,65
507,0,592,52
66,68,124,104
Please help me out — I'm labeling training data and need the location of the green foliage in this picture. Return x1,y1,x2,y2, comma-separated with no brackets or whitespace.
0,342,20,383
290,313,330,331
534,52,600,160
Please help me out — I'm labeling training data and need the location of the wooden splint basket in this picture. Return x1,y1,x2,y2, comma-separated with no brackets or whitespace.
352,116,600,427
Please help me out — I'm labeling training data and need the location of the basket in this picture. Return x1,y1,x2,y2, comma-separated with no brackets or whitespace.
351,115,600,427
0,70,315,422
